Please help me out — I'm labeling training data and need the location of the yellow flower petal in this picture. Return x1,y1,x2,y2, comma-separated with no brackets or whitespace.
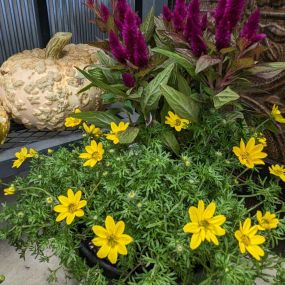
183,223,199,233
56,212,68,222
108,247,118,264
114,221,125,236
203,202,216,219
97,244,111,259
92,226,108,238
92,237,106,247
66,213,76,225
190,232,202,250
246,245,264,261
53,205,68,213
105,216,116,234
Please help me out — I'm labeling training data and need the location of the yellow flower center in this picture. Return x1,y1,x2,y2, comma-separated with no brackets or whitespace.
240,152,249,160
68,203,78,213
175,119,182,126
240,234,250,246
92,151,100,160
107,234,118,247
261,218,270,225
200,219,210,228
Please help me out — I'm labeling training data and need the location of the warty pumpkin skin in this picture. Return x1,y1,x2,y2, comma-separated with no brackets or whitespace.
0,104,10,145
0,32,102,130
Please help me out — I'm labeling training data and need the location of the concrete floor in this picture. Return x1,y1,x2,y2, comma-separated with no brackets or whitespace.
0,240,78,285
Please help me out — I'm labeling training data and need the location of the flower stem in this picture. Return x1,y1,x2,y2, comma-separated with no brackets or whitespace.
247,200,264,213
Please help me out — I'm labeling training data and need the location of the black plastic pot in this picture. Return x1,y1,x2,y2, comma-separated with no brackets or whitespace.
79,241,121,280
79,240,206,284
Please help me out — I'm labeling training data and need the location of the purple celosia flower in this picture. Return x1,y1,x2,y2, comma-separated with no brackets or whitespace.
215,16,231,50
163,4,172,22
109,31,127,63
133,32,149,67
99,3,110,23
184,0,207,57
214,0,227,26
184,0,200,42
201,13,208,31
251,33,266,43
173,0,188,32
122,8,139,62
115,0,129,31
240,9,260,40
225,0,246,32
122,73,136,87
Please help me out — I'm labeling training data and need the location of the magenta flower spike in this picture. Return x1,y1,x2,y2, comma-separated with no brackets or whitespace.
173,0,187,32
134,32,149,67
184,0,207,57
99,3,110,23
215,0,227,26
122,8,139,62
251,33,266,43
163,4,172,22
122,73,136,87
225,0,246,32
115,0,129,31
109,31,127,63
215,16,231,50
240,9,260,40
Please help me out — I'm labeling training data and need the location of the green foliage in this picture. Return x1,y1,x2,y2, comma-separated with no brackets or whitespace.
1,111,284,284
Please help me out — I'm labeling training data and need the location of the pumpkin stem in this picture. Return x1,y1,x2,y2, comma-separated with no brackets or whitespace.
45,32,72,59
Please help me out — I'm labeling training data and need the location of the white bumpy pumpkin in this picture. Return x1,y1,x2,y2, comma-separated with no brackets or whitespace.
0,32,101,130
0,104,10,144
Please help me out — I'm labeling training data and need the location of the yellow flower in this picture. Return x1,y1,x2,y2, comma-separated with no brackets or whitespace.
183,200,226,250
257,134,267,147
234,218,265,261
65,109,82,127
47,149,54,154
92,215,133,264
82,123,102,137
12,147,38,168
106,122,129,144
165,111,190,132
233,138,267,169
269,164,285,182
271,104,285,123
256,211,279,231
53,189,87,225
3,185,15,196
79,140,104,167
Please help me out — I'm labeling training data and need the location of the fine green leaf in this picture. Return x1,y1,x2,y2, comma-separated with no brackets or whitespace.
141,7,155,42
118,127,140,144
213,87,240,109
161,84,199,122
152,48,196,78
77,83,94,94
71,111,119,128
75,67,126,97
161,130,180,155
96,50,117,66
142,63,174,114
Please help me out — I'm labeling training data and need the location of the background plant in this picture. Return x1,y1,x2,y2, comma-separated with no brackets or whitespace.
72,0,285,155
